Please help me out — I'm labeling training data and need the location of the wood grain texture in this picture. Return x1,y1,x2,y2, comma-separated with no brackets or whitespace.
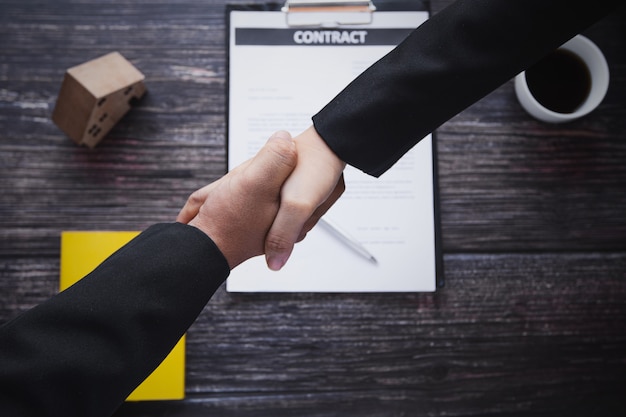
1,253,624,416
435,9,626,252
1,1,625,416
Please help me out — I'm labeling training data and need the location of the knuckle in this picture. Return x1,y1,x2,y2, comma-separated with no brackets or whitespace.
265,233,294,253
280,197,317,220
267,139,297,169
186,189,204,206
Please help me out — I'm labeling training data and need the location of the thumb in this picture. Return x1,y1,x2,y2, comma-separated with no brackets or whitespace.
264,205,302,271
263,176,345,271
244,131,297,198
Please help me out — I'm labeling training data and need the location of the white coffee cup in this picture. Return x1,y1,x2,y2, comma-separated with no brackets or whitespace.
514,35,609,123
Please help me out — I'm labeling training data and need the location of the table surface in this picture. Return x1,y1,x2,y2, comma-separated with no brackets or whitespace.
1,1,625,416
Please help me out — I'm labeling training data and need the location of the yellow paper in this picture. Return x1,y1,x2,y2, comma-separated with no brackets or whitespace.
60,231,185,401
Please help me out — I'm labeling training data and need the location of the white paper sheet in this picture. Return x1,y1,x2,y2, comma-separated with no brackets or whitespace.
227,10,437,292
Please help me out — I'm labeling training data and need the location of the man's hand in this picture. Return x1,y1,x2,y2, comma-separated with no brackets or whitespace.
264,125,346,271
177,131,297,269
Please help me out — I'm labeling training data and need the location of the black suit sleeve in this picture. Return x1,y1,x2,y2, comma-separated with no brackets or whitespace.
0,223,230,417
312,0,622,177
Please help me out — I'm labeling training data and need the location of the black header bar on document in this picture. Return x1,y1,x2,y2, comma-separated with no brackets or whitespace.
282,0,376,26
235,28,413,46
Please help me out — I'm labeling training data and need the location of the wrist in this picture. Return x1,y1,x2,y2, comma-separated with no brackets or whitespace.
295,126,346,174
188,218,236,270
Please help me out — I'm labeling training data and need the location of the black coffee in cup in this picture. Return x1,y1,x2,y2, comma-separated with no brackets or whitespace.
515,35,609,123
525,49,592,114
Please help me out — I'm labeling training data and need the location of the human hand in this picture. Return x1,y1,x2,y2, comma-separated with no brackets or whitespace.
264,125,346,271
177,131,297,269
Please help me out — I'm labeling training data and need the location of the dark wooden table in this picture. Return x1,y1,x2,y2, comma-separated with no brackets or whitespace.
1,1,625,416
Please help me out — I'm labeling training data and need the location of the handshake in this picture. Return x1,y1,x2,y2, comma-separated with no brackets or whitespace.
176,127,346,271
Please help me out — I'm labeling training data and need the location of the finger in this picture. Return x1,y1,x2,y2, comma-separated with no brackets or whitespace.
243,130,297,198
264,199,309,271
298,173,345,241
176,131,289,224
176,183,213,224
264,174,344,271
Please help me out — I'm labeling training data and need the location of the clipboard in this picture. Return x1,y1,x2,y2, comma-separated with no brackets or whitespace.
281,0,376,26
225,0,443,292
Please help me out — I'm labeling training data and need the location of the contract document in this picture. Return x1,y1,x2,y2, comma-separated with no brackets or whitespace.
226,5,440,292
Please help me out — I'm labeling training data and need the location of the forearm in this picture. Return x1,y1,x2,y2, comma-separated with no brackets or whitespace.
0,223,229,417
313,0,621,177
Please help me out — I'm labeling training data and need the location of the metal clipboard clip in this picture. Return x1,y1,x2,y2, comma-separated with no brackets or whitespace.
282,0,376,27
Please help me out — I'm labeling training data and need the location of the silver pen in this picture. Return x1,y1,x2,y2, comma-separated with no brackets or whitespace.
318,217,377,264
